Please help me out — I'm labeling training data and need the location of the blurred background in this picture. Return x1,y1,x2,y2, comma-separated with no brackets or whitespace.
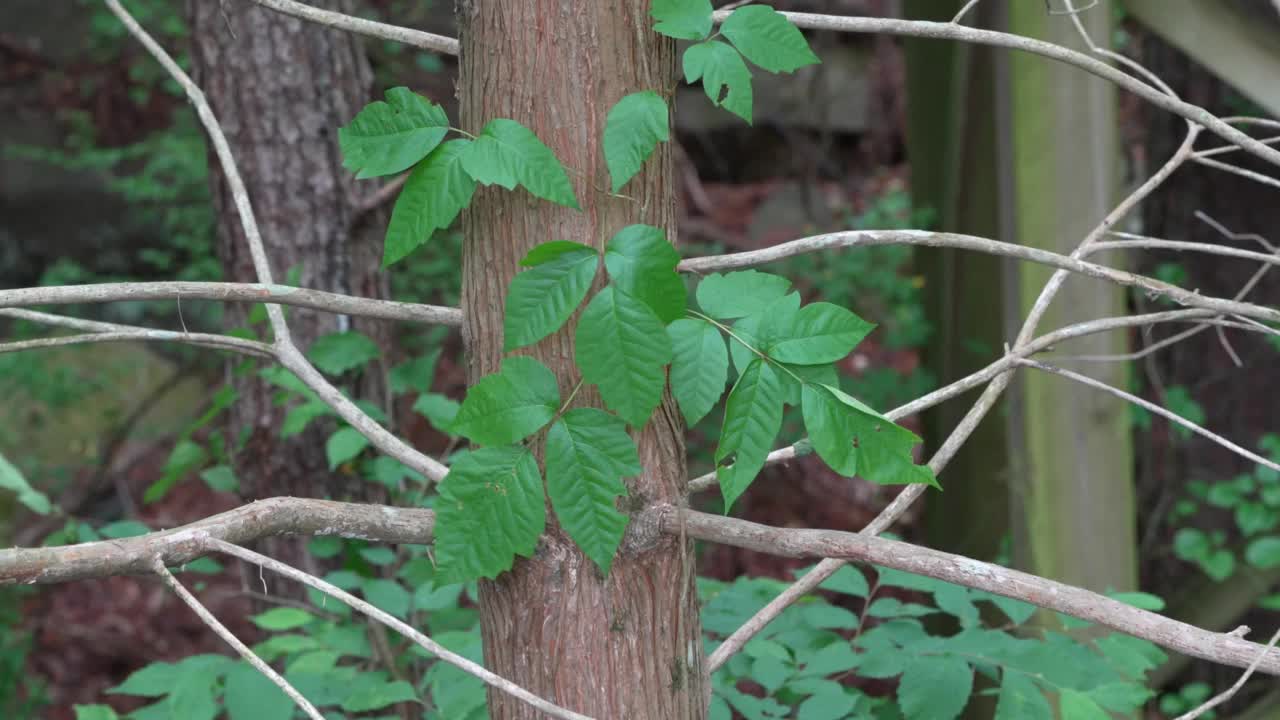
2,0,1279,717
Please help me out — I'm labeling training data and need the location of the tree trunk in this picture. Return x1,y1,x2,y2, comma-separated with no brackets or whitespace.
458,1,705,717
187,0,391,590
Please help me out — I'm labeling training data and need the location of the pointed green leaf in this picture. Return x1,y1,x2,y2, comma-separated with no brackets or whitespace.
384,139,475,266
461,118,579,208
668,318,729,426
604,224,686,323
695,270,792,320
307,331,381,375
994,672,1051,720
801,383,858,476
326,427,370,469
727,292,801,376
546,408,642,573
716,359,783,511
435,447,546,584
74,706,119,720
651,0,714,40
898,655,972,720
768,302,874,364
777,362,837,406
720,5,821,73
412,393,459,433
452,356,560,446
683,40,754,123
1059,689,1110,720
575,287,673,427
341,680,418,713
339,87,451,179
521,240,595,267
0,451,50,515
604,91,670,193
224,661,292,720
504,241,599,350
818,384,937,487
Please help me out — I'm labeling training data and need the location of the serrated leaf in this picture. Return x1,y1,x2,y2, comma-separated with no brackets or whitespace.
797,688,857,720
412,393,460,433
720,5,821,73
1059,689,1110,720
768,302,874,364
695,270,793,320
683,40,754,123
392,351,442,394
727,292,801,375
575,286,673,427
668,318,729,426
281,401,332,438
545,408,641,573
818,384,937,486
452,356,560,446
363,578,412,619
604,92,670,193
604,224,686,323
308,331,381,375
801,383,860,476
167,670,217,720
342,680,417,712
435,447,546,584
898,655,972,720
1088,683,1152,714
326,427,370,469
504,241,598,350
0,451,50,515
716,359,784,511
994,672,1051,720
338,87,450,179
651,0,714,40
777,361,837,406
384,139,475,266
224,661,293,720
461,118,579,208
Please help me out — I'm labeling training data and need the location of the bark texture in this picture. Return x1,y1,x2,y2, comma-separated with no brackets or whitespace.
458,1,706,717
187,0,391,589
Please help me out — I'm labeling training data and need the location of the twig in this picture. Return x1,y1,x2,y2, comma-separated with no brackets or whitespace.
0,330,274,359
210,539,596,720
1193,155,1280,191
1175,627,1280,720
152,559,324,720
247,0,457,54
951,0,982,24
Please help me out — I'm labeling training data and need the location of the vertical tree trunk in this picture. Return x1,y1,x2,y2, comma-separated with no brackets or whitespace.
187,0,391,587
458,2,705,717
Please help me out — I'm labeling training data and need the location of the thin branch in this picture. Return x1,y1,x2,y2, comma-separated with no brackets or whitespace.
0,497,434,585
0,329,275,359
1192,155,1280,191
0,282,461,326
1017,358,1280,474
247,0,458,55
153,559,324,720
663,507,1280,677
1176,627,1280,720
210,539,595,720
951,0,982,24
1087,239,1280,269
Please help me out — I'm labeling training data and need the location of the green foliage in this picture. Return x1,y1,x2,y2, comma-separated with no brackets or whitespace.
1159,682,1214,719
576,286,674,427
462,119,579,208
604,224,687,324
451,356,560,446
719,6,821,73
684,40,755,124
503,241,599,350
668,318,730,426
717,360,785,511
384,139,476,266
307,331,381,376
650,0,714,40
325,427,370,470
338,87,451,179
604,91,670,193
696,270,793,320
0,451,51,515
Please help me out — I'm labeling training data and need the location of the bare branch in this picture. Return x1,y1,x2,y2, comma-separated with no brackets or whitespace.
1177,628,1280,719
0,309,277,359
0,282,461,326
153,559,324,720
1192,155,1280,191
248,0,458,55
210,539,596,720
663,507,1280,677
0,497,434,585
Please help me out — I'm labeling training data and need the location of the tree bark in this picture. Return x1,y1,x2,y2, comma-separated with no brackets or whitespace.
187,0,391,590
458,1,706,717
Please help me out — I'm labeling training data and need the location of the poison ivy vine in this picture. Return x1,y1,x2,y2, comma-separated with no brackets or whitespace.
334,3,934,585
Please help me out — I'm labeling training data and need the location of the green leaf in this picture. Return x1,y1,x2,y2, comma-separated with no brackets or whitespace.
326,427,370,469
167,670,218,720
281,402,332,437
1059,689,1110,720
1107,590,1166,612
75,706,119,720
695,270,793,320
604,91,670,193
363,578,412,619
308,331,381,375
384,139,475,266
720,5,821,73
994,672,1051,720
716,359,784,511
412,393,460,433
818,384,937,486
898,655,972,720
668,318,729,426
575,286,673,427
224,661,293,720
683,40,754,124
435,447,546,584
545,408,642,573
503,241,599,350
1089,683,1152,714
98,521,151,539
0,451,51,515
198,465,237,493
251,607,316,631
797,688,857,720
604,224,686,323
768,302,874,364
341,680,417,712
1246,536,1280,568
451,356,560,446
110,662,181,697
338,87,450,179
801,383,859,476
461,118,579,208
650,0,714,40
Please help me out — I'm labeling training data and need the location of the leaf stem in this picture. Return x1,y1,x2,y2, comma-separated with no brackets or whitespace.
556,378,585,417
687,309,806,386
449,126,477,139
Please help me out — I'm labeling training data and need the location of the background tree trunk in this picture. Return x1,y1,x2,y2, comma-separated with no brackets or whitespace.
458,1,706,717
187,0,391,591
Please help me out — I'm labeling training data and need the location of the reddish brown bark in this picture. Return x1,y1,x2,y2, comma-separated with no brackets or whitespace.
458,1,706,717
